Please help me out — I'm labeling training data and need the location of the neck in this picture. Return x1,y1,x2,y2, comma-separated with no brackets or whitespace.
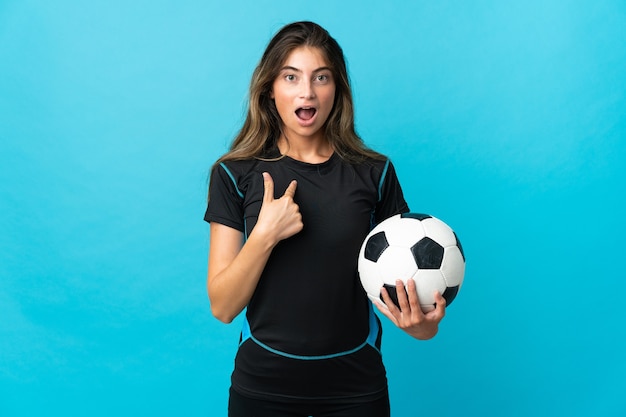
277,135,334,164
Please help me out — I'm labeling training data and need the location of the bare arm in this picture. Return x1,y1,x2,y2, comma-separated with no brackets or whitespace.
207,172,303,323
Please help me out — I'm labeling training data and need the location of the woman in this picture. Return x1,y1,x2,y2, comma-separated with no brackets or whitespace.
205,21,446,417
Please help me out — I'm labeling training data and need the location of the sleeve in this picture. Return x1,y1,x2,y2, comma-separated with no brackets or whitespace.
203,162,246,232
374,160,410,225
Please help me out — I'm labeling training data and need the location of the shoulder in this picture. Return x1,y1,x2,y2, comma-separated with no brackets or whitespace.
214,158,260,174
214,147,282,177
342,153,392,177
212,155,286,198
212,158,266,185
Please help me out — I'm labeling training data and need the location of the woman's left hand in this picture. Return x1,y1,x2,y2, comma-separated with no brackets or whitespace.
374,278,446,340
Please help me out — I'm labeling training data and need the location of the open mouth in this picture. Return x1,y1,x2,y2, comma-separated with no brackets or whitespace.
295,107,317,121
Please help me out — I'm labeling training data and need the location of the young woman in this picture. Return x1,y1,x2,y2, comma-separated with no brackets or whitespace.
205,21,446,417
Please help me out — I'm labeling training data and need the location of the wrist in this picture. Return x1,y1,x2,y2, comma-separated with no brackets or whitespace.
247,226,278,252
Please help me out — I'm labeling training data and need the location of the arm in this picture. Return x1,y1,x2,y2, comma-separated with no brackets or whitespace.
374,278,446,340
207,172,303,323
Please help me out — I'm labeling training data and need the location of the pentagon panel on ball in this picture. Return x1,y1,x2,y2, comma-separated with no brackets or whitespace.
358,213,466,313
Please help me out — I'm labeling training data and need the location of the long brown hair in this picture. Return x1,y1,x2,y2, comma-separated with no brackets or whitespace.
217,21,384,164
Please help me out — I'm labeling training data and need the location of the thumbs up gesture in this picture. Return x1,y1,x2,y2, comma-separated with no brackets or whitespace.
254,172,303,246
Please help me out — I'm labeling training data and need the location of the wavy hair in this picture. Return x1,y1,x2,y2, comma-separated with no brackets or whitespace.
217,21,384,164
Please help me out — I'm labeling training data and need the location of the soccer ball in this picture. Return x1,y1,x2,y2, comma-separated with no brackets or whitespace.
358,213,465,312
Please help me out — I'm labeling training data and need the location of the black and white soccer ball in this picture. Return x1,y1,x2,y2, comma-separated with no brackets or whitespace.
358,213,465,312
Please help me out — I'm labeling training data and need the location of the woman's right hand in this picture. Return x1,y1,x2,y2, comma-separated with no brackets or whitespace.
253,172,303,245
207,172,303,323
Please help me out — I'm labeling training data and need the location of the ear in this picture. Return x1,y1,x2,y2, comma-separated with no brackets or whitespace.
269,88,275,99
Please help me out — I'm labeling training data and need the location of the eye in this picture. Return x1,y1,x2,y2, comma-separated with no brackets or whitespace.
285,74,296,82
315,74,331,84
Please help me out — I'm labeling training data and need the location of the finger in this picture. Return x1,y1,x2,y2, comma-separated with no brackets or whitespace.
395,279,410,312
374,301,398,326
405,278,424,317
282,179,298,199
380,286,401,316
262,172,274,203
433,291,447,317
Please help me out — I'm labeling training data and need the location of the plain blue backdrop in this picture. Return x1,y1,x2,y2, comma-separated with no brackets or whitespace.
1,0,625,416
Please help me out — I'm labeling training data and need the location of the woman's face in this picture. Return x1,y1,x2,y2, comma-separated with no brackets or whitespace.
271,46,336,144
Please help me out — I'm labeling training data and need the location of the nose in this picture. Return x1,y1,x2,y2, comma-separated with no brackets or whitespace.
299,79,315,99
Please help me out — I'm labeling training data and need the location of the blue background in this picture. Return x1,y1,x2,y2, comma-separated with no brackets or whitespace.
1,1,625,416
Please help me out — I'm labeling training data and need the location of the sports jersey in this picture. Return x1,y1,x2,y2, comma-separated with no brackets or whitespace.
204,147,409,403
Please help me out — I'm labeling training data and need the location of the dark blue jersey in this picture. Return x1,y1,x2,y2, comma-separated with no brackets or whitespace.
205,149,409,402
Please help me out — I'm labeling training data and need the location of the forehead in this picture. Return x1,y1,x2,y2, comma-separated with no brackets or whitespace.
280,46,330,69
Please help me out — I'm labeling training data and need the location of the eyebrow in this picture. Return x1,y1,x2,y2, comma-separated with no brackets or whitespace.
279,65,332,73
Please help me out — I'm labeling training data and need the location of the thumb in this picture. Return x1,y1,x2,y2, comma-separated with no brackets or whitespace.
262,172,274,203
